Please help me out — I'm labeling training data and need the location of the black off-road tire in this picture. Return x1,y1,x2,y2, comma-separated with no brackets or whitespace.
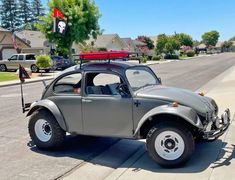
0,64,7,72
31,64,39,73
146,121,195,167
28,109,65,150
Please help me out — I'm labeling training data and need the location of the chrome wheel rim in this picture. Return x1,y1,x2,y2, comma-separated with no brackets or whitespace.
31,65,38,72
34,119,52,142
155,131,185,160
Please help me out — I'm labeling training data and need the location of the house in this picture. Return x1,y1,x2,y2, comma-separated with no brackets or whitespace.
215,41,223,53
16,30,79,55
16,30,51,54
231,41,235,52
132,39,148,55
0,27,30,60
85,34,128,51
121,38,136,52
196,43,207,53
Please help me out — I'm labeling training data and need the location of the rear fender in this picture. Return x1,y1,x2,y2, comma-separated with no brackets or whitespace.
26,99,67,131
134,104,203,136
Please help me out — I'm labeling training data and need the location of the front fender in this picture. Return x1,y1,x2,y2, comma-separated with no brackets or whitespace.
26,99,67,131
134,104,203,136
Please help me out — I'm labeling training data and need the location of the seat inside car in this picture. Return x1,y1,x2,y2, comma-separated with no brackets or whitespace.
86,85,112,95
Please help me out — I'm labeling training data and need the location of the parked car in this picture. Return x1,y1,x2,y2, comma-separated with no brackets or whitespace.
51,56,74,70
0,54,50,73
26,61,230,167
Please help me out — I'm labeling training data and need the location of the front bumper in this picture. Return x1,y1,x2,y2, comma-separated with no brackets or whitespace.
202,108,231,140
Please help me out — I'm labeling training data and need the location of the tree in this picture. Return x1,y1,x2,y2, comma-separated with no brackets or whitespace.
18,0,33,26
136,36,154,50
37,0,101,57
0,0,20,29
155,34,168,54
174,33,193,47
31,0,45,22
165,36,180,54
193,40,200,47
221,41,233,52
202,31,220,47
155,34,180,55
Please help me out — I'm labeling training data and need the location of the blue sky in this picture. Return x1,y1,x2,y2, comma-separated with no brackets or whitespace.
42,0,235,41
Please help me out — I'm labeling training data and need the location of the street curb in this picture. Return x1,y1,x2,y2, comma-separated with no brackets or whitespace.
0,77,54,88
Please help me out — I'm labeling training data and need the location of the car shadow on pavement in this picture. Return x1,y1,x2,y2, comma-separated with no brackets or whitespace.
131,140,235,174
29,135,234,174
29,135,120,160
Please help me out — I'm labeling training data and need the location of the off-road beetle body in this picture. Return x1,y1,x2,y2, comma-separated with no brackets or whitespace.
27,61,230,167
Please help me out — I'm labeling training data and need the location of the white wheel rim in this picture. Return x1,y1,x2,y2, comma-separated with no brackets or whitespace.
155,131,185,161
34,119,52,142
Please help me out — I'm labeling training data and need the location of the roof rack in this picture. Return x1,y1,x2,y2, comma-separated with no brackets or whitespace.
73,50,130,68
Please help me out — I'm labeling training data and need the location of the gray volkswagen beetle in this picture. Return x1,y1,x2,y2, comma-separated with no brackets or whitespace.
26,61,230,167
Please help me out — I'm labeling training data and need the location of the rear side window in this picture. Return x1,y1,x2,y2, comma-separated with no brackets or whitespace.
18,55,24,60
54,73,82,94
93,73,120,86
26,55,35,60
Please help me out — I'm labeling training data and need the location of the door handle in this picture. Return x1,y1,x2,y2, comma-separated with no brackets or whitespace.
82,99,92,103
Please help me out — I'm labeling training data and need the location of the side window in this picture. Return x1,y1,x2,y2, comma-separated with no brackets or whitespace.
9,55,17,60
54,73,82,94
86,73,122,95
18,55,24,60
26,55,35,60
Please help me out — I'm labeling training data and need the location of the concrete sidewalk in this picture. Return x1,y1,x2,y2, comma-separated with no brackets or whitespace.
63,66,235,180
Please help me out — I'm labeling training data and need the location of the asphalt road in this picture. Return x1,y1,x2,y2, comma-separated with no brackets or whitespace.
0,53,235,179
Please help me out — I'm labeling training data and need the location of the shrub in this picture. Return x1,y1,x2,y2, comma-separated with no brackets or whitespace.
140,56,147,64
164,54,179,59
186,50,195,57
152,55,161,61
35,55,52,69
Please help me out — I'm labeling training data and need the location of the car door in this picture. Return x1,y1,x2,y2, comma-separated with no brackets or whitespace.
25,54,36,69
48,72,83,134
17,54,25,68
6,55,18,69
82,71,133,137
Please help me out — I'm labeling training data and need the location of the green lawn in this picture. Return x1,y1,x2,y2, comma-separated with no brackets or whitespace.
0,72,18,82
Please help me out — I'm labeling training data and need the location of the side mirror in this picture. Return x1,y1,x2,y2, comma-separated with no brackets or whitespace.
158,77,162,84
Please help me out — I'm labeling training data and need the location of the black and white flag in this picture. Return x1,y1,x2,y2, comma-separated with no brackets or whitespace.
54,18,68,35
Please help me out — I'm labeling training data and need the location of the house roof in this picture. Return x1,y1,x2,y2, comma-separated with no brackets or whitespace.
16,30,47,48
197,43,206,49
86,34,118,48
121,38,137,51
132,40,146,46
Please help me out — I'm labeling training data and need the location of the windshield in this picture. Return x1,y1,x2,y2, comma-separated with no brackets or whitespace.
126,67,159,91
